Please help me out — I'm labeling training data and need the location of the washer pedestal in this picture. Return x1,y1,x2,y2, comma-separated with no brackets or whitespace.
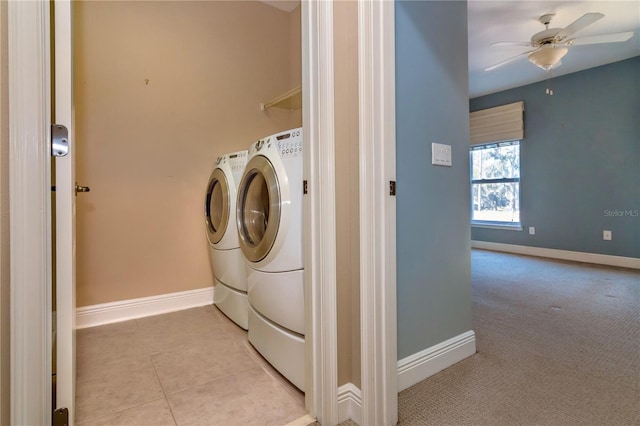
214,278,248,330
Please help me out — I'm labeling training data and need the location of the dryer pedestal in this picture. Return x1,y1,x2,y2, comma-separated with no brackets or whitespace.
246,268,304,335
248,305,305,391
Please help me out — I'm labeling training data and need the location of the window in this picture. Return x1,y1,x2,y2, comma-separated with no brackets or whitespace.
470,141,520,227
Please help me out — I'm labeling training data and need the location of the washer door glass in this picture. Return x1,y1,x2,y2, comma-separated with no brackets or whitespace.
237,156,280,262
205,168,229,244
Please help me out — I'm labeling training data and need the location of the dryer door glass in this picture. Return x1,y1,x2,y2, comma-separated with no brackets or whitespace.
245,173,269,245
237,155,280,262
205,169,229,245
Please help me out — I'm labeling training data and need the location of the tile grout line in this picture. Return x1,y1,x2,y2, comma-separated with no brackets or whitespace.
75,396,170,426
238,339,305,403
258,362,306,406
241,340,306,407
162,364,262,399
136,314,179,426
149,354,180,426
76,353,168,424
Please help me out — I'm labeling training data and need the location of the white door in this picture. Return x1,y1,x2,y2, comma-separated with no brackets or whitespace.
54,1,77,423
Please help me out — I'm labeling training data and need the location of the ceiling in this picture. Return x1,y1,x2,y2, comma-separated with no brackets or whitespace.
468,1,640,98
260,1,639,98
260,0,300,13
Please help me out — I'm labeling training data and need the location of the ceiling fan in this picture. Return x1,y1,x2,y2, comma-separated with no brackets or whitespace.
485,13,634,72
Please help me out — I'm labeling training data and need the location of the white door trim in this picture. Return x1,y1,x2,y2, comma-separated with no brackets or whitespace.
358,1,398,425
302,1,338,424
8,1,53,424
9,1,338,424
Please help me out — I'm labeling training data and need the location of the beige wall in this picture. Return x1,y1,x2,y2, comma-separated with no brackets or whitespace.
334,0,360,388
289,5,302,125
74,1,301,306
0,0,10,422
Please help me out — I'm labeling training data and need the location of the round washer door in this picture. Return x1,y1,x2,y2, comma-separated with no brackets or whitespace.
236,155,281,263
205,168,230,245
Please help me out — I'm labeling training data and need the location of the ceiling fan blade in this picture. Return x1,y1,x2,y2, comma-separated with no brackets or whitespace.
565,31,634,46
484,50,537,71
490,41,532,47
556,13,604,41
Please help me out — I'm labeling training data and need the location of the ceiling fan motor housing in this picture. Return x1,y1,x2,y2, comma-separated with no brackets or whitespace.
531,28,563,46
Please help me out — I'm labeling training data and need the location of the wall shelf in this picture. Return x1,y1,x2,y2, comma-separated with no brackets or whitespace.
261,86,302,111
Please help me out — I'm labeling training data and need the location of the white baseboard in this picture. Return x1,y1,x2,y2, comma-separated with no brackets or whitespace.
336,332,476,423
338,383,362,425
397,330,476,392
471,241,640,270
76,287,214,329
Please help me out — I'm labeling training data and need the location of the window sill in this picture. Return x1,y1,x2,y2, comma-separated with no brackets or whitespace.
471,222,522,231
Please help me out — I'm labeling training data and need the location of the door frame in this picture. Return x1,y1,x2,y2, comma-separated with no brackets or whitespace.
302,1,338,424
358,0,398,425
8,1,53,425
8,1,338,423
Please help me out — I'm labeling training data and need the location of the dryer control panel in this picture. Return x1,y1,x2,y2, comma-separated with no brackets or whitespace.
278,139,303,159
276,128,303,159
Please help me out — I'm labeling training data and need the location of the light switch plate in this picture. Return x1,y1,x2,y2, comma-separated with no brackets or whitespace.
432,143,452,167
603,230,612,240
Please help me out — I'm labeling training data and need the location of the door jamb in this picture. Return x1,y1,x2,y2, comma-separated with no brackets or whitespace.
8,1,53,424
358,1,398,425
302,1,338,424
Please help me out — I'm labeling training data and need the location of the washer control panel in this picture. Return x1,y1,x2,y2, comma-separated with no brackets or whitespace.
220,150,248,173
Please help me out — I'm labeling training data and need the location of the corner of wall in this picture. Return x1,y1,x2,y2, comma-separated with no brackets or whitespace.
338,383,362,425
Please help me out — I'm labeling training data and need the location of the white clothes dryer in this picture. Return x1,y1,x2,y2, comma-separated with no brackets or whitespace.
205,150,249,329
236,127,305,391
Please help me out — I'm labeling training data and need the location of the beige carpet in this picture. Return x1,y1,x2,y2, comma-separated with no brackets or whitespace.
397,250,640,426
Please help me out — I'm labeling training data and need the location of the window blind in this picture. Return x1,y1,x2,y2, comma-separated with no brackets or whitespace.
470,101,524,145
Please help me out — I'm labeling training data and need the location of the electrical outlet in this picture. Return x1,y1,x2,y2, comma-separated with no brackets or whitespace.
529,227,535,235
603,230,612,241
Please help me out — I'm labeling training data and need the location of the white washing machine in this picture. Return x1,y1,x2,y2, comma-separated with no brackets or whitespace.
236,127,305,391
205,150,249,329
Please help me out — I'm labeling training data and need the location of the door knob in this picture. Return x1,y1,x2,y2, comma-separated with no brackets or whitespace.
75,183,90,196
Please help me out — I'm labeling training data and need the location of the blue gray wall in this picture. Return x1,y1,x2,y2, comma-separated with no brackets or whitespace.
396,1,473,359
471,57,640,259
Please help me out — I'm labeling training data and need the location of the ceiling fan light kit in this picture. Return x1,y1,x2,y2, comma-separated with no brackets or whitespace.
528,46,568,71
485,12,634,75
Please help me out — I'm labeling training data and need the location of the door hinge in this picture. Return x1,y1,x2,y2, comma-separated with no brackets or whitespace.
303,180,308,195
389,180,396,196
51,124,69,157
52,407,69,426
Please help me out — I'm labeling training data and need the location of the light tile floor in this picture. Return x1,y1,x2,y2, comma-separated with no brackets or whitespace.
76,305,307,426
